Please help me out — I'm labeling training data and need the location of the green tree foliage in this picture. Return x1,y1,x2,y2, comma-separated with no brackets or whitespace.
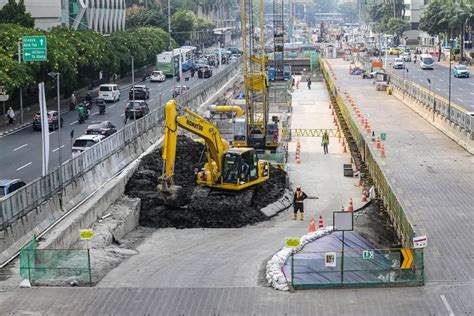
171,10,195,45
386,17,409,38
420,0,473,39
0,24,169,97
126,8,167,29
338,2,359,23
0,0,34,28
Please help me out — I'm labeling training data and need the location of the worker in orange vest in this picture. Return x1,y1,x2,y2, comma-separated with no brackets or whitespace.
293,185,308,221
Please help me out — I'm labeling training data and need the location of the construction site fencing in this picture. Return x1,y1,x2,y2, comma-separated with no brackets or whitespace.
321,59,417,248
0,62,240,230
20,237,91,286
290,248,424,289
386,68,473,136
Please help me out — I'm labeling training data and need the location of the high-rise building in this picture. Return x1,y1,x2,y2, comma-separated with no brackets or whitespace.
0,0,126,33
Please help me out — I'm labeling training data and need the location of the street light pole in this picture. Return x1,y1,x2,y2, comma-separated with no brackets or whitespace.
168,0,176,93
17,41,24,124
48,71,63,208
131,56,137,133
448,41,452,122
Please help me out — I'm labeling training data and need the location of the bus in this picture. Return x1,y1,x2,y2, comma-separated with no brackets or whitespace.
419,54,434,70
156,46,197,77
156,51,179,77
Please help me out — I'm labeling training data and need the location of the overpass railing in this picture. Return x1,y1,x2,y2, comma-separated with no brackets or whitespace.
0,62,240,230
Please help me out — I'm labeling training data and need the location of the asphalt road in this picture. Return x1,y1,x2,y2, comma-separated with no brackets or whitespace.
389,57,474,112
0,64,231,183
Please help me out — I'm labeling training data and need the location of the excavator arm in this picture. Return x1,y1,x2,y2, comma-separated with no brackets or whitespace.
161,100,229,188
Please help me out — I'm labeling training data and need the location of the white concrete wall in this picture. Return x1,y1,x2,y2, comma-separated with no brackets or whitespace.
0,0,62,29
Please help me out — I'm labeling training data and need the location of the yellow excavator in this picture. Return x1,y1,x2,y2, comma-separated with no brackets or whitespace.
158,100,270,205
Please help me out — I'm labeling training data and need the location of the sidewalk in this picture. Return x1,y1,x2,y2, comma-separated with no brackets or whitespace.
0,67,151,138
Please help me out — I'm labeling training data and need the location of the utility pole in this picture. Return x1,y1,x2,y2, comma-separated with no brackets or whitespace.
17,41,24,124
131,56,137,134
48,71,63,209
168,0,176,93
448,40,452,121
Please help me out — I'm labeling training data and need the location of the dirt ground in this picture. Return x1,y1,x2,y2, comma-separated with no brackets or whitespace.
126,136,288,229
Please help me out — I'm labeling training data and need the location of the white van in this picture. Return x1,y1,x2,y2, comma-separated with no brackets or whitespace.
419,54,434,70
98,84,120,102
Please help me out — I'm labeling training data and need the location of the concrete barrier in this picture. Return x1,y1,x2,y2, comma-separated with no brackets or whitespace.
0,125,162,265
390,85,474,154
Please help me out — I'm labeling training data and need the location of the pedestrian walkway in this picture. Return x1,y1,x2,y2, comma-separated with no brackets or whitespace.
325,58,474,285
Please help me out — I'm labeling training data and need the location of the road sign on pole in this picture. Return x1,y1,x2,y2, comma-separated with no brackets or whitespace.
22,36,47,62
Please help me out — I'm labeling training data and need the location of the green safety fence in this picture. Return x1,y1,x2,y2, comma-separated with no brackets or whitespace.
320,59,417,249
290,248,424,289
20,238,92,286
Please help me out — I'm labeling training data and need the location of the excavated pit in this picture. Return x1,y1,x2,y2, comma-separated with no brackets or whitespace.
125,136,288,229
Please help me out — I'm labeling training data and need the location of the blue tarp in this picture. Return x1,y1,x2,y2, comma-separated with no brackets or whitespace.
283,231,398,286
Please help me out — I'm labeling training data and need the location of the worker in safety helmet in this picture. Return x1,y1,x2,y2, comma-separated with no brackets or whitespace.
293,185,308,221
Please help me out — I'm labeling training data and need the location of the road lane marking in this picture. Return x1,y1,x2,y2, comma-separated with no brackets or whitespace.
109,104,116,108
91,112,99,116
456,98,464,102
49,131,55,135
120,113,125,116
470,92,474,95
440,295,454,316
436,88,441,91
458,87,464,91
469,83,474,86
13,144,28,151
148,99,154,102
70,121,78,125
16,162,32,171
52,145,65,153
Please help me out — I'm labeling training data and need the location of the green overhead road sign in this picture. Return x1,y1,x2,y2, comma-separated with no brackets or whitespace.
22,36,47,62
362,250,374,260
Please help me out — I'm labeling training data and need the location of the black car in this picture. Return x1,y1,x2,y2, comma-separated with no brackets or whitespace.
128,85,150,100
172,86,190,98
198,66,213,78
125,100,149,119
85,121,117,137
32,111,64,131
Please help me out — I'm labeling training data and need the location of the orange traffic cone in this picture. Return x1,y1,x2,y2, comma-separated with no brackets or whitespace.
296,151,301,164
366,123,371,134
309,218,316,233
362,189,368,202
381,145,386,158
371,131,376,142
318,215,324,229
348,198,354,212
376,137,381,149
357,174,363,187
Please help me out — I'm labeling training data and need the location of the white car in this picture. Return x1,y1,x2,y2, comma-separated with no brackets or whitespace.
150,70,166,82
72,134,106,157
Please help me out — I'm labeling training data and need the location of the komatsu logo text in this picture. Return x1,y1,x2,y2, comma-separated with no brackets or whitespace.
187,119,203,131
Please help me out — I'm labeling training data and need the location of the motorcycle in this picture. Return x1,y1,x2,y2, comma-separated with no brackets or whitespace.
78,112,86,124
96,98,106,115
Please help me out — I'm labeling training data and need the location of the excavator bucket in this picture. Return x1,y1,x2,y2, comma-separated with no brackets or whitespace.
157,180,184,207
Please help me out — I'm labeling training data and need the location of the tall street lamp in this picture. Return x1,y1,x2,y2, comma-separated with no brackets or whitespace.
448,40,453,122
47,71,63,207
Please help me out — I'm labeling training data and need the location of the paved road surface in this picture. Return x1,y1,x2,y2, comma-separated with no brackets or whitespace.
389,57,474,112
0,65,230,183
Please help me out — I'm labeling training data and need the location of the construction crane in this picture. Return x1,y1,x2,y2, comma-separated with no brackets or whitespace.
158,100,270,206
236,0,279,151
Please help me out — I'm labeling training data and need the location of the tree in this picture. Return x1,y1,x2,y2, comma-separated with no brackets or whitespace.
126,8,167,29
338,2,359,24
171,10,195,46
386,17,409,45
0,0,34,28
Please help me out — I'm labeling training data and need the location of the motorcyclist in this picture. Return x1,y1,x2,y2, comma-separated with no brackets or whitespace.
77,103,87,122
85,93,92,106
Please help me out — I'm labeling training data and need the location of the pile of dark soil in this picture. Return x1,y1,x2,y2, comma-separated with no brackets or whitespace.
125,136,288,229
354,201,399,248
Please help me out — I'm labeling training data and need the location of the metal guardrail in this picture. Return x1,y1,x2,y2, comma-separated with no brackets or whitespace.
321,60,417,248
0,62,240,230
386,68,473,135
